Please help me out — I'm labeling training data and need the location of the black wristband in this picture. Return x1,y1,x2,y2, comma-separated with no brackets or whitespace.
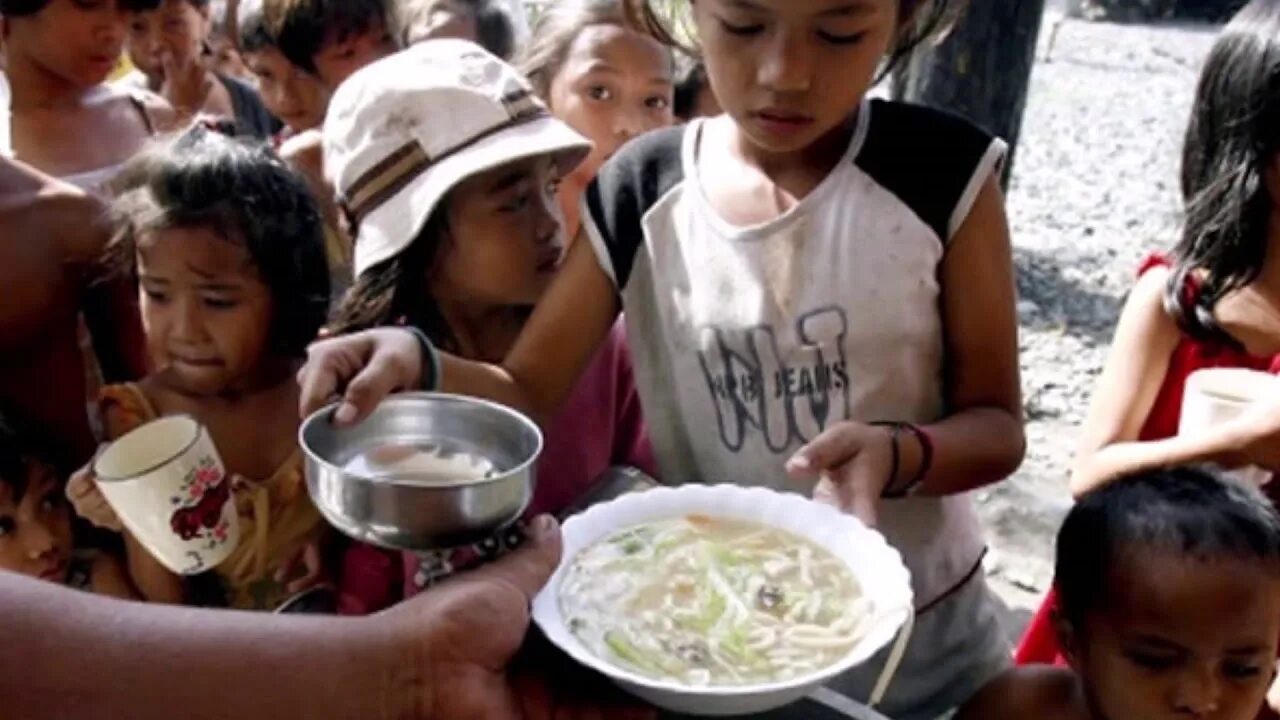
403,326,441,391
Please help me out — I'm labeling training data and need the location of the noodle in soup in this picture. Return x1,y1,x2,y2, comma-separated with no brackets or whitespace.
559,515,871,686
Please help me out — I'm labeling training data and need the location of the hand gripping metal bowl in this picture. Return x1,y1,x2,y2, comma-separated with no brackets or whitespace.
299,393,542,551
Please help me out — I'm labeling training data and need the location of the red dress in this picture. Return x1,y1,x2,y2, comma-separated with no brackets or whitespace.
1015,255,1280,666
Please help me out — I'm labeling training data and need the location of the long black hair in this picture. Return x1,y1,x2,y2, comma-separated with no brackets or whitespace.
107,122,331,358
1167,0,1280,345
328,212,458,352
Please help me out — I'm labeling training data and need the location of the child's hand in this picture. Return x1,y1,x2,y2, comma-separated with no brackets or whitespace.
65,449,123,532
298,328,425,425
785,422,895,527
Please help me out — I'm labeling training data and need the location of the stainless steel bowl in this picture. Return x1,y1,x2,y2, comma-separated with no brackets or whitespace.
299,392,542,551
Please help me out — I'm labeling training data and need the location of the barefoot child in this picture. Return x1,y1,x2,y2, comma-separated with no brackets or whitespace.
303,0,1024,713
68,124,332,610
0,406,135,598
959,466,1280,720
1018,0,1280,671
324,39,653,596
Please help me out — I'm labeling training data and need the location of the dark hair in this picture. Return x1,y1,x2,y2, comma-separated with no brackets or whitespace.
396,0,515,60
0,0,159,15
673,58,707,119
328,212,456,350
237,0,277,52
266,0,390,73
1166,0,1280,346
0,406,64,504
1056,466,1280,626
521,0,673,101
624,0,961,79
107,122,331,358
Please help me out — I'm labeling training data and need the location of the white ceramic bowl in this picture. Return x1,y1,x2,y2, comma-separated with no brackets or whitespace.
531,484,914,717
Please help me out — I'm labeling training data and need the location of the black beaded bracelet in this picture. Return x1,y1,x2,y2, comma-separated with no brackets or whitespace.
872,421,933,498
404,326,442,392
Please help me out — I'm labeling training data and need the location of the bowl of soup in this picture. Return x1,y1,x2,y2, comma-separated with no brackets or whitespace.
531,484,913,717
300,392,541,550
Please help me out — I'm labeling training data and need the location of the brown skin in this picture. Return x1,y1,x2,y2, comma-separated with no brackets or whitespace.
0,158,147,466
298,0,1024,526
309,22,397,91
401,0,479,45
0,515,650,720
125,0,236,118
547,23,674,240
242,46,329,132
0,462,136,599
68,226,310,603
960,554,1280,720
1072,157,1280,498
3,0,175,178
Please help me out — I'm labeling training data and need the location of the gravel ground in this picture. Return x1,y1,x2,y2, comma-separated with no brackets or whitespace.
976,5,1222,641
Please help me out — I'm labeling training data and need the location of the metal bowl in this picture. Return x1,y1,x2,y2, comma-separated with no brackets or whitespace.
299,392,542,551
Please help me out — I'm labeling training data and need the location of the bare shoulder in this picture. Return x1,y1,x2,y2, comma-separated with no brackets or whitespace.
954,665,1087,720
90,552,140,600
279,130,325,178
0,158,106,264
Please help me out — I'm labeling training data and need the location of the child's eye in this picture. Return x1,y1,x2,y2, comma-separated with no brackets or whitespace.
0,517,13,537
646,96,670,110
546,178,562,196
501,193,531,212
203,297,238,310
142,288,169,303
1125,650,1178,671
587,85,613,101
818,30,866,45
1224,661,1263,680
40,491,64,514
719,18,765,36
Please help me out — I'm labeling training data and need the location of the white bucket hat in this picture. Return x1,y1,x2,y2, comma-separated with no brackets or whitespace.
323,39,592,277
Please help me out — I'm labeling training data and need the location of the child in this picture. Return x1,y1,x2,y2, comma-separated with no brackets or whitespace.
0,156,146,468
0,406,135,598
208,0,251,81
264,0,397,90
673,59,720,121
1,0,172,191
519,0,674,239
395,0,515,59
303,0,1023,715
237,0,330,136
122,0,279,138
324,39,653,596
1018,0,1280,671
958,466,1280,720
67,123,333,611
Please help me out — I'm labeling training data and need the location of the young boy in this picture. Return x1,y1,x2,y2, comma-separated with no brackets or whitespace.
263,0,397,90
0,407,134,597
956,466,1280,720
0,157,146,468
237,0,330,135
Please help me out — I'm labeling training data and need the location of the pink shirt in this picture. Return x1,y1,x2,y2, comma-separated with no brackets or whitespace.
338,320,654,608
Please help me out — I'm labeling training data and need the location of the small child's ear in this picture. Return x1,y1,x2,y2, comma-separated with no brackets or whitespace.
1052,605,1081,666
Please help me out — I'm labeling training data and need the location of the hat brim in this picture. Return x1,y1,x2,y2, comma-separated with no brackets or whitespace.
353,116,592,277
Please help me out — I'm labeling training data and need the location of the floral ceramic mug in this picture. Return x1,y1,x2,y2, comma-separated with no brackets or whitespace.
94,416,240,575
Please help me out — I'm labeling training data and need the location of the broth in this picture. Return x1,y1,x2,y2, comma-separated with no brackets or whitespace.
559,515,871,687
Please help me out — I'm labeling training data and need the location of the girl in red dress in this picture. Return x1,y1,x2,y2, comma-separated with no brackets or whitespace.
1018,2,1280,715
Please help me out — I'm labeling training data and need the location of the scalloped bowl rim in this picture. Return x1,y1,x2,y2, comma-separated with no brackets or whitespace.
531,484,914,700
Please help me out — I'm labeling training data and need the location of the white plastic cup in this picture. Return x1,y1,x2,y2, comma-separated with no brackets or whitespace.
1179,368,1280,486
94,416,239,575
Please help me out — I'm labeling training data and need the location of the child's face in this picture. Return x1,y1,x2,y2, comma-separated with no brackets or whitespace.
547,23,674,191
126,0,209,84
431,155,566,309
401,0,478,45
244,46,330,131
137,226,277,395
4,0,133,87
692,0,896,155
310,23,396,91
1064,553,1280,720
0,463,74,583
